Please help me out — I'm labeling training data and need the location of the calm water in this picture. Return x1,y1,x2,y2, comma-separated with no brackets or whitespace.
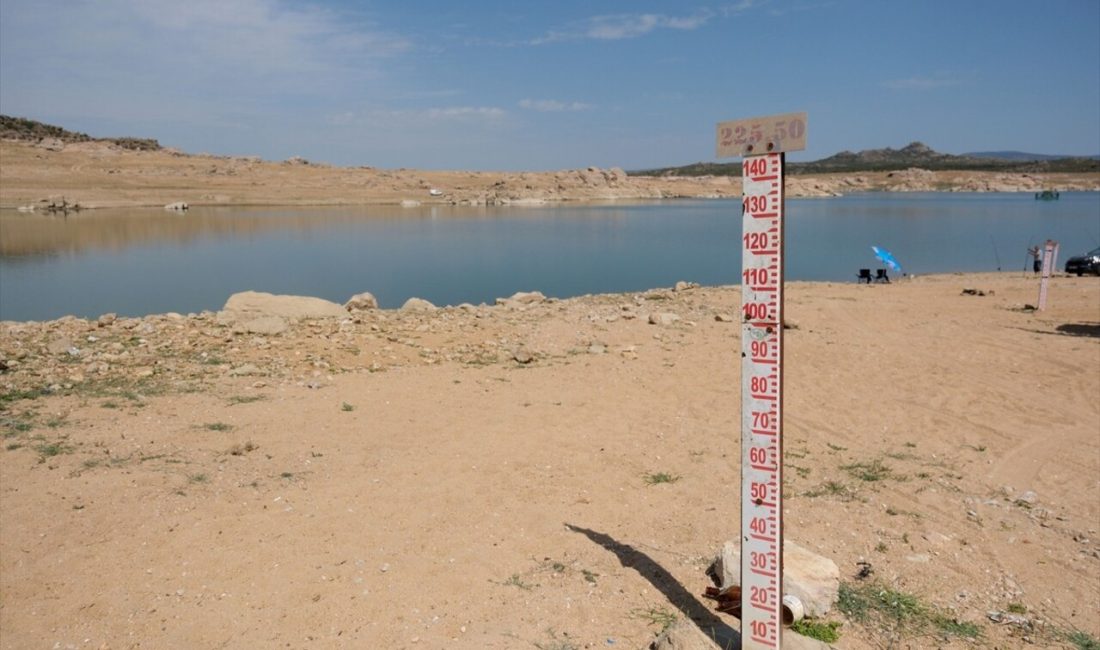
1,192,1098,321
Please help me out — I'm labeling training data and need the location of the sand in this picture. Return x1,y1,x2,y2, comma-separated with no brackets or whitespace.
1,272,1098,649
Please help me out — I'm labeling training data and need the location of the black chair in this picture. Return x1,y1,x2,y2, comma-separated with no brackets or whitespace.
857,268,873,284
875,269,890,283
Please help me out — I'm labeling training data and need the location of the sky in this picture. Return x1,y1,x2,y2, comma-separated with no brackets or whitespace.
1,0,1098,171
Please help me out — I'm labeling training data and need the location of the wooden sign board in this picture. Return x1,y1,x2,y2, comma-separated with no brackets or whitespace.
716,112,807,159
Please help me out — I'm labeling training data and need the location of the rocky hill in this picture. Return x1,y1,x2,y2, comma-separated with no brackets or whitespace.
0,115,160,151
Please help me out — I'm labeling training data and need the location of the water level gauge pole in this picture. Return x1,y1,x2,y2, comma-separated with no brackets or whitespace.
716,111,807,650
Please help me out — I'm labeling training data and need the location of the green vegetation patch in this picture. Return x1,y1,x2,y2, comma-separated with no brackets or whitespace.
631,606,679,633
839,582,981,643
802,480,861,501
35,440,73,458
790,619,842,643
1067,630,1100,650
841,459,899,482
643,471,682,485
1,387,50,405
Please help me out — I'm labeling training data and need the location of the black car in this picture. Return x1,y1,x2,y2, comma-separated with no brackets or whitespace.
1065,247,1100,276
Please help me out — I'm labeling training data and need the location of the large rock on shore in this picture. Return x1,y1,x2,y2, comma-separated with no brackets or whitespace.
401,297,437,312
218,291,346,325
345,292,379,311
709,539,840,618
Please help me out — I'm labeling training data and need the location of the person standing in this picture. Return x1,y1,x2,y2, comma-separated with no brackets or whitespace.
1029,245,1042,274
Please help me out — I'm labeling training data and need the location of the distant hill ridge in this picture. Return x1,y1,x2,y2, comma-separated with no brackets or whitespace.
636,141,1100,177
0,115,160,151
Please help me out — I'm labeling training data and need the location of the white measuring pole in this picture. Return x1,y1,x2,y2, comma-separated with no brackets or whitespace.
716,111,805,650
1037,239,1059,310
740,152,785,649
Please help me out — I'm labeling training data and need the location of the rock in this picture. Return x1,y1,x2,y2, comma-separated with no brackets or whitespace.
97,313,117,327
47,338,78,356
134,366,155,378
988,610,1032,627
36,137,65,151
513,348,535,364
673,281,699,292
345,292,379,311
714,313,735,323
587,343,606,355
1016,490,1039,506
710,540,840,617
649,312,681,326
164,202,189,211
496,291,546,306
242,316,287,335
219,291,346,323
401,297,436,312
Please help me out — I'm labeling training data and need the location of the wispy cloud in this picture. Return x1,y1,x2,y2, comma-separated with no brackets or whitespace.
882,76,962,90
518,99,592,112
723,0,768,16
532,10,716,44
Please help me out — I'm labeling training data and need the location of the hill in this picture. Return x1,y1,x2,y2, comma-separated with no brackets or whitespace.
0,115,160,151
635,141,1100,177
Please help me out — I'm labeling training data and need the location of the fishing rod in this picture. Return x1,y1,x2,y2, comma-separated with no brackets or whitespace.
990,234,1002,271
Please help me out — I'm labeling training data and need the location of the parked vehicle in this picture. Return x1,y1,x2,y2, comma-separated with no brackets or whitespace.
1065,247,1100,276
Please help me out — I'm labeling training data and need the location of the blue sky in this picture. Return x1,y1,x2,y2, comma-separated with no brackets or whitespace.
1,1,1098,170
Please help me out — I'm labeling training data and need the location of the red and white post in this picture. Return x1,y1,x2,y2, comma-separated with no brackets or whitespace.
716,112,806,650
740,152,785,648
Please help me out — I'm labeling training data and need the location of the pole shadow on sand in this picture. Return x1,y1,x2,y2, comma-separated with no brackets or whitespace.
565,524,740,649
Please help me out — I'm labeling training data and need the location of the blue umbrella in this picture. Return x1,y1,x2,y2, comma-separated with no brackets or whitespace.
872,246,902,273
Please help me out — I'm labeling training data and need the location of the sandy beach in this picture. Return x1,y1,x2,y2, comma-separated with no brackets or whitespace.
1,272,1098,649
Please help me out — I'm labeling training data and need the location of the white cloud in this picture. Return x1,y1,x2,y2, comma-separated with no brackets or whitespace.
533,10,715,44
518,99,592,112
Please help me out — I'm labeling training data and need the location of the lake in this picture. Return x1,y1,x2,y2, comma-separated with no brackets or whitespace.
1,192,1098,321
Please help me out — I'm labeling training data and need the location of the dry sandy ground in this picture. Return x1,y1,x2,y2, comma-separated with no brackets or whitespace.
1,273,1098,649
1,139,1098,210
